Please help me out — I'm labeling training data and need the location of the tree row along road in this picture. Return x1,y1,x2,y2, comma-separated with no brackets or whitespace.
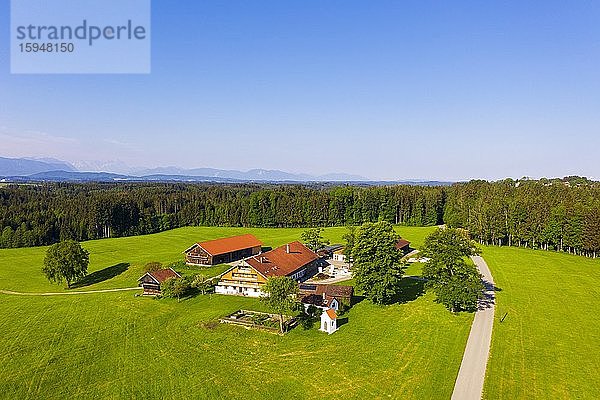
0,287,140,296
451,255,496,400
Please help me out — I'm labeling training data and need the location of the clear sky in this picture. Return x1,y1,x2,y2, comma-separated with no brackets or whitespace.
1,1,599,180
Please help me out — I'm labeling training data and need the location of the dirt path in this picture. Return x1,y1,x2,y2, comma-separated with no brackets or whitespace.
451,255,496,400
0,287,140,296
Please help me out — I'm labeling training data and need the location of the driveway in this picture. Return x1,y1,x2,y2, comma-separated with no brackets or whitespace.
451,255,496,400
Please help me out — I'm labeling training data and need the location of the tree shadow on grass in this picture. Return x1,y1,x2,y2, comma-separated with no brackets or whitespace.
478,280,502,311
177,287,201,301
71,263,130,289
390,277,426,304
351,295,366,307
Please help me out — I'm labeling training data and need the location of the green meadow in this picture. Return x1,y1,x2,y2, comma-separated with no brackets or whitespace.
0,225,433,293
482,246,600,399
0,226,478,399
3,225,600,398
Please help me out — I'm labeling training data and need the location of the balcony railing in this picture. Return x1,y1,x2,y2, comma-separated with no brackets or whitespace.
218,280,262,288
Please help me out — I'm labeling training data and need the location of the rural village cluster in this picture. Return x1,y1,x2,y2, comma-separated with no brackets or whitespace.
138,233,412,334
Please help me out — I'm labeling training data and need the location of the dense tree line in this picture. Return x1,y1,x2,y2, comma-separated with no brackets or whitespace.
2,178,599,258
444,178,600,258
0,183,444,248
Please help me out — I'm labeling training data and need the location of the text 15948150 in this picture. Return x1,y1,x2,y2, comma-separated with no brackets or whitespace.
19,42,74,53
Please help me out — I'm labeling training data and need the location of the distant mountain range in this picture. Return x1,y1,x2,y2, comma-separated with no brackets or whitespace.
0,156,453,185
0,157,367,182
0,157,76,176
71,160,133,175
134,166,365,182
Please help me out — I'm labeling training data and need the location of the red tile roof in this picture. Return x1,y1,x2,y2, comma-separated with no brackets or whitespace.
299,293,325,307
323,285,353,299
148,268,180,283
299,283,353,301
246,241,318,277
325,309,337,319
396,238,411,250
195,234,262,256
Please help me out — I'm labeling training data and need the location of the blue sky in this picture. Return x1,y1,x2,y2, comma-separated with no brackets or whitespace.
1,1,599,180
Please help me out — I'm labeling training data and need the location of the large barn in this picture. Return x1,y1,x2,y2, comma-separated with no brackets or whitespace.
183,234,262,266
215,241,320,297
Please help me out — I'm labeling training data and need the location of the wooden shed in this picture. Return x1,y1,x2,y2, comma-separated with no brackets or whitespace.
138,268,181,295
396,238,412,255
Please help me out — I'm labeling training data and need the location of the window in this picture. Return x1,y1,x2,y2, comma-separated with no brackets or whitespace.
233,272,257,279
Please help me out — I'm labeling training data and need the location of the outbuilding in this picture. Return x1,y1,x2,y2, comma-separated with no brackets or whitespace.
320,308,337,334
184,234,262,266
396,238,411,255
332,247,347,263
299,283,353,312
138,268,181,295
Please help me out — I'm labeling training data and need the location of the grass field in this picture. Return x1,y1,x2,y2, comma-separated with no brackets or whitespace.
0,225,433,293
0,225,479,399
482,246,600,399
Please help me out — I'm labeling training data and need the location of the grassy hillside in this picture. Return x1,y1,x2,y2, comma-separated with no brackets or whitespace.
0,225,434,293
482,246,600,399
0,225,476,399
0,289,471,399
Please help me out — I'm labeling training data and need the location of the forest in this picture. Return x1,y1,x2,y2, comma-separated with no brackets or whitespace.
0,178,599,257
0,183,444,248
444,178,600,257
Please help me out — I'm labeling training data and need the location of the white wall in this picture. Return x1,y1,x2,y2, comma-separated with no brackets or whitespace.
333,253,346,262
215,285,263,298
320,313,337,334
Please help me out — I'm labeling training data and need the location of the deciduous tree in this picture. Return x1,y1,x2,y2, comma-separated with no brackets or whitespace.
351,221,403,305
421,228,483,312
260,276,299,333
161,277,192,302
42,240,89,289
144,261,163,273
342,226,356,265
301,228,330,251
192,275,215,295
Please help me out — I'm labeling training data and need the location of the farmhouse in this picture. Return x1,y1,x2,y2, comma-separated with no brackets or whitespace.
299,283,353,312
138,268,181,295
396,238,411,255
215,241,320,297
183,234,262,265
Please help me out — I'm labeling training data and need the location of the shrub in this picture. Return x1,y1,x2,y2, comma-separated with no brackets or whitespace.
161,276,192,302
144,261,163,273
299,305,322,330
